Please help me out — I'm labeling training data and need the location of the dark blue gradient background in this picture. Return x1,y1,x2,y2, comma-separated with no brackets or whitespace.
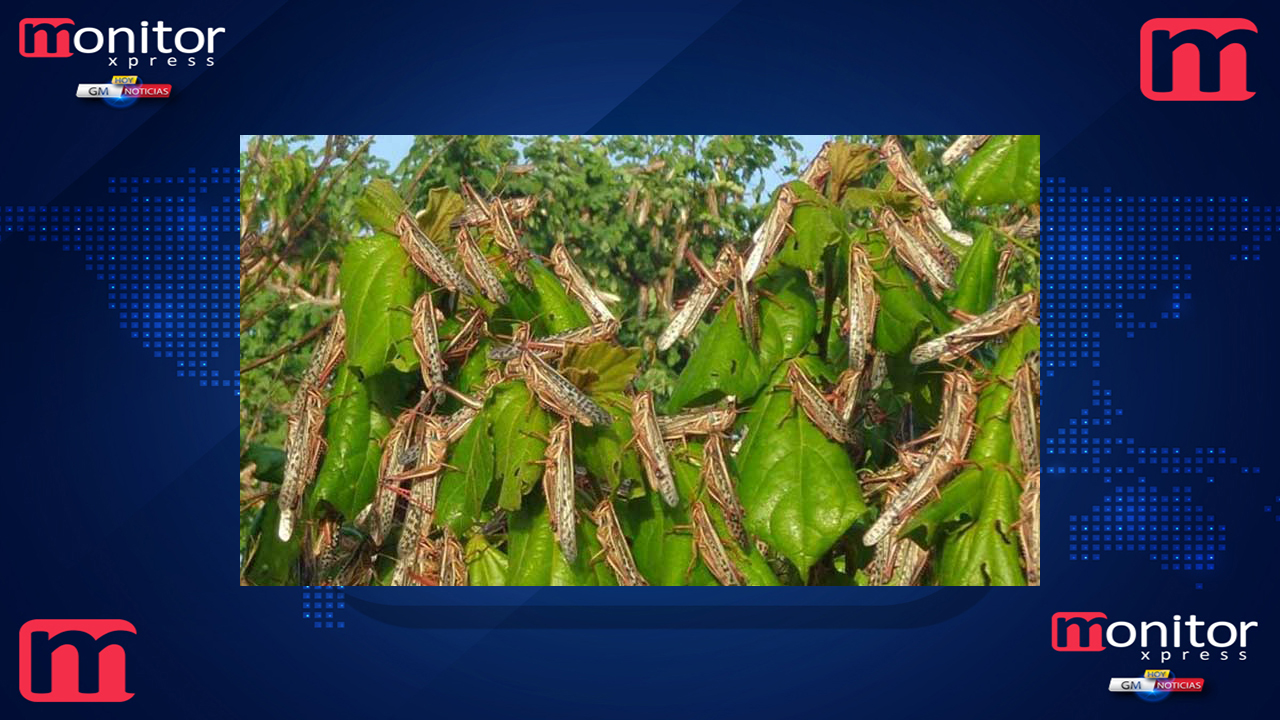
4,1,1277,717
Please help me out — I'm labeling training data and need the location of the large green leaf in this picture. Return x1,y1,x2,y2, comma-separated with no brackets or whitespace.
506,499,615,585
734,367,867,575
954,135,1040,206
466,535,508,586
666,301,762,412
574,392,645,495
825,142,879,200
310,364,391,519
776,183,845,270
339,233,424,376
933,468,1025,586
488,381,552,510
945,227,998,314
755,268,819,378
435,410,496,534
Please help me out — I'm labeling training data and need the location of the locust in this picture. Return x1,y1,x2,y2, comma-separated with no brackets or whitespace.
728,250,759,349
300,312,346,389
393,469,441,586
1027,350,1040,397
658,243,739,351
691,501,744,586
277,387,327,541
785,362,853,445
832,368,864,431
461,182,534,286
439,529,468,586
657,398,738,440
508,345,612,427
1018,469,1040,586
701,434,748,549
863,370,978,546
454,195,537,228
882,136,972,246
591,498,649,586
365,397,432,545
489,320,620,362
941,134,991,165
631,391,679,506
394,212,476,296
442,309,487,362
411,292,446,399
551,241,617,324
1010,359,1040,474
542,418,578,563
846,244,878,373
741,186,797,284
877,207,954,296
454,226,509,304
909,292,1039,365
859,446,931,496
906,212,960,276
798,140,833,187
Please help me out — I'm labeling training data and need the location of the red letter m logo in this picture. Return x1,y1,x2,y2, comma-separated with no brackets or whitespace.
1052,612,1108,652
18,620,136,702
18,18,75,57
1141,18,1256,101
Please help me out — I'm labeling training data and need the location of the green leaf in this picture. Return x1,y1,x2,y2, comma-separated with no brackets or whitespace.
243,444,285,484
933,468,1025,586
755,268,819,378
436,410,496,534
626,456,717,586
466,535,508,586
776,182,844,270
416,187,465,242
504,261,591,334
339,233,424,377
310,365,391,519
561,343,641,395
734,366,867,575
506,499,615,585
856,230,946,354
667,301,762,412
574,392,645,494
945,227,998,314
488,381,552,511
826,142,879,200
246,500,299,585
954,135,1040,206
355,179,406,232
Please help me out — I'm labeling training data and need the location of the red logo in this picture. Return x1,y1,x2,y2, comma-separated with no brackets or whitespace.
1140,18,1257,101
18,620,136,702
18,18,74,57
1052,612,1108,651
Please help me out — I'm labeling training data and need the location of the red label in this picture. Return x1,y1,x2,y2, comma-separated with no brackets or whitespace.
121,84,173,98
1140,18,1256,101
18,18,75,57
18,620,136,702
1154,678,1205,692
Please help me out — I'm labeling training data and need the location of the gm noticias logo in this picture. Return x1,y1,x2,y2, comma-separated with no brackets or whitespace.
1140,18,1257,101
18,620,136,702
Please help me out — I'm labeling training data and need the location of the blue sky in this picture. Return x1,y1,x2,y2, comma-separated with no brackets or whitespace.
239,135,832,196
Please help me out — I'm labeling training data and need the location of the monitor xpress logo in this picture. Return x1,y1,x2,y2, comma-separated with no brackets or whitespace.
19,18,223,67
1052,612,1257,661
18,620,137,702
1140,18,1257,100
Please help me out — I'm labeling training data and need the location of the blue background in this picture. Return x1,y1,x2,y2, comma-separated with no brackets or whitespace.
5,0,1278,717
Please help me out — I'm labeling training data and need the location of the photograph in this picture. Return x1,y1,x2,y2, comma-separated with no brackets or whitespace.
238,134,1041,586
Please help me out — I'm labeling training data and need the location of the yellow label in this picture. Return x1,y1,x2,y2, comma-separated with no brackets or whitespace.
112,76,138,85
1143,670,1171,679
